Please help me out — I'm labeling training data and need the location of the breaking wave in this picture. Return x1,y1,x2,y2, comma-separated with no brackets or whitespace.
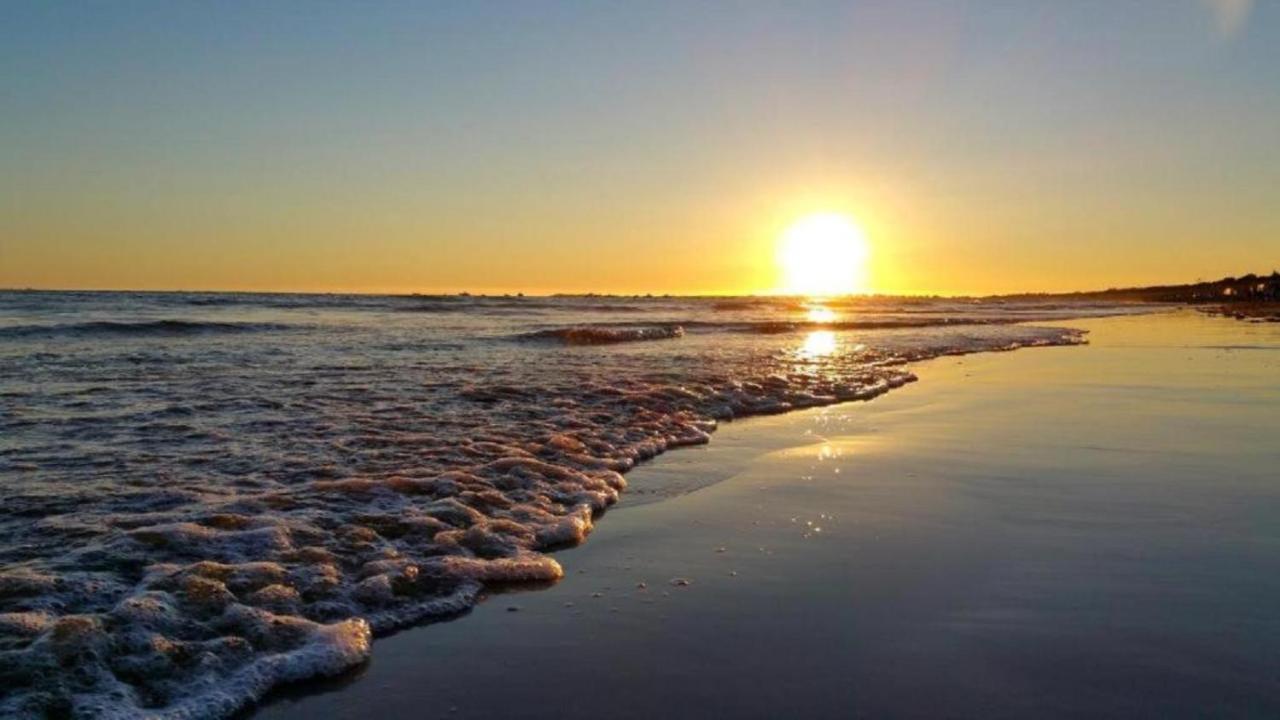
516,325,686,345
0,320,292,340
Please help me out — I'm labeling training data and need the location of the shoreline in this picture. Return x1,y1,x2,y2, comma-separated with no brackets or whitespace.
250,310,1280,719
0,296,1126,720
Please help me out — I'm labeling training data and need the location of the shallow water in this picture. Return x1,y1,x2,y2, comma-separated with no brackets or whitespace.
250,311,1280,720
0,291,1145,718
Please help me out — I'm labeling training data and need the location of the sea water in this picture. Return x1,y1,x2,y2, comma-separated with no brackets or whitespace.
0,291,1145,718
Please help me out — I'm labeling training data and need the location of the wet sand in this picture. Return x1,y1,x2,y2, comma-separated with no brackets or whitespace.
253,311,1280,719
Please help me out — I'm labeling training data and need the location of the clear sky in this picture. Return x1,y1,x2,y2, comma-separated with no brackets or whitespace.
2,1,1277,295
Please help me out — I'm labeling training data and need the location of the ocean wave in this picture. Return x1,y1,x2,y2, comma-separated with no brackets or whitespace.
711,299,803,312
0,299,1092,719
0,319,293,339
395,300,657,315
391,303,473,314
516,325,686,345
509,318,1003,344
728,317,1001,333
525,317,1012,337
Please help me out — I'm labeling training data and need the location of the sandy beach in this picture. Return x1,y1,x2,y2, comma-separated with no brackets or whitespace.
247,311,1280,719
6,6,1280,718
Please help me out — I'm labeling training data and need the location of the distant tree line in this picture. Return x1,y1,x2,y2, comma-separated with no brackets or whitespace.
999,271,1280,304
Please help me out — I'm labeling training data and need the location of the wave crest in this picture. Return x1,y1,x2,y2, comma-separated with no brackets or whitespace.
517,325,686,345
0,320,292,339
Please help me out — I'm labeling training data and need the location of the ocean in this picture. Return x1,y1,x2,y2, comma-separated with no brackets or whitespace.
0,290,1145,718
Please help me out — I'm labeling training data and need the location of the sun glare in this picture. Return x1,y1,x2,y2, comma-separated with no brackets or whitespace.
777,213,870,297
801,330,838,358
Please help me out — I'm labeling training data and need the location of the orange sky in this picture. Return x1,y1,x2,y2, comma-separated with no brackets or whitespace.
2,2,1277,296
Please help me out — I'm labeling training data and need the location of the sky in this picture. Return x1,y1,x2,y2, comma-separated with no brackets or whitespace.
1,0,1277,296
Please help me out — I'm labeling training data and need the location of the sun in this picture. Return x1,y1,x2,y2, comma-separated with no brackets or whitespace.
777,212,870,296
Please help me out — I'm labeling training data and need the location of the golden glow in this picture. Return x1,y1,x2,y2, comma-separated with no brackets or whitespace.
800,330,838,358
4,177,1265,296
777,213,871,296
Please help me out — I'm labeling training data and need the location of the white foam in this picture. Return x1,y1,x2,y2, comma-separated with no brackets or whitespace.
0,295,1091,719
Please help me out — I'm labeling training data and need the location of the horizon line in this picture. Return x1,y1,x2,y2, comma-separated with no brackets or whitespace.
2,269,1276,301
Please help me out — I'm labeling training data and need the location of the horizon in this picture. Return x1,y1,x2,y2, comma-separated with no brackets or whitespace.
2,267,1277,300
3,1,1279,295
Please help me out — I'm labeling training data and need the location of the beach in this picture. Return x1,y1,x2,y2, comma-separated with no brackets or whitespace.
4,301,1277,719
0,292,1122,718
7,4,1280,718
249,310,1280,719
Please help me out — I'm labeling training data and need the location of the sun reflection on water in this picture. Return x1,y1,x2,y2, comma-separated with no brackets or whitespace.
801,330,837,358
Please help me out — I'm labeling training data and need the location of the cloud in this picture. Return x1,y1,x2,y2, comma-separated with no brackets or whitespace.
1202,0,1253,37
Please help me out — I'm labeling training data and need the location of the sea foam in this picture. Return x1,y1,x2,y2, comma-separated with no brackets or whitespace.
0,291,1111,718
